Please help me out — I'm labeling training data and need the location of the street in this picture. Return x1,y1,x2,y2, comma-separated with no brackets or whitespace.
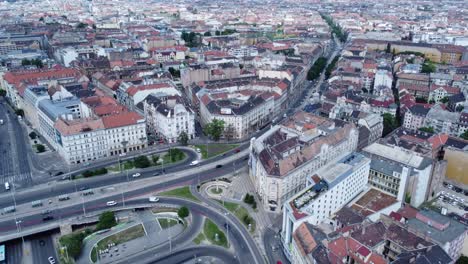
29,233,58,264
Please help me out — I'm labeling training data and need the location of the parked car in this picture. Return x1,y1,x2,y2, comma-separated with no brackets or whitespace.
42,215,54,221
190,160,199,166
132,173,141,178
215,164,223,169
106,201,117,206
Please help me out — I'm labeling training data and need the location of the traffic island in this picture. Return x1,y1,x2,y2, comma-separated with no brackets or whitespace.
192,219,228,248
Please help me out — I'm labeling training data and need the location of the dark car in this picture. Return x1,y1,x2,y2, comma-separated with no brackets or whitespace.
215,164,223,169
79,186,88,191
42,215,54,221
54,171,64,176
235,149,240,153
243,156,249,161
223,223,230,230
152,172,161,176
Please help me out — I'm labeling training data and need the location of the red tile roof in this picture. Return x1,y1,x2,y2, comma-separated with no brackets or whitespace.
101,112,144,128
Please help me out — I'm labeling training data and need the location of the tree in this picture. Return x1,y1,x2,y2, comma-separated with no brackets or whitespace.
382,113,399,137
419,127,434,133
440,96,449,104
151,155,159,165
0,89,6,97
457,255,468,264
307,57,327,81
415,97,428,103
76,22,87,28
39,17,44,22
36,144,46,153
204,119,225,141
461,130,468,141
29,132,37,139
96,211,117,231
177,206,189,218
178,131,189,146
167,148,184,162
215,30,221,36
386,43,391,54
168,67,180,78
203,31,212,36
421,62,436,73
59,229,92,259
15,109,24,117
456,105,464,112
134,155,151,168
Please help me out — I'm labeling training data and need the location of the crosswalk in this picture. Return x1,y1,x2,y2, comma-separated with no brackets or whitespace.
0,173,32,188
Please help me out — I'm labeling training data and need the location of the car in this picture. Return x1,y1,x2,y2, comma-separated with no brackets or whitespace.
196,148,201,153
215,164,223,169
42,215,54,221
243,156,249,161
48,256,55,264
106,201,117,206
149,196,160,202
152,172,161,176
41,210,52,215
223,223,230,230
132,173,141,178
79,186,88,191
235,149,240,153
119,153,126,157
190,160,199,166
54,171,64,176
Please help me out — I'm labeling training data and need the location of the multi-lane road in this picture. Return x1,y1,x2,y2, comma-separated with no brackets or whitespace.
0,98,32,189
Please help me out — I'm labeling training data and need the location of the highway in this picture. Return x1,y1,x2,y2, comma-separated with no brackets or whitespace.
0,144,249,210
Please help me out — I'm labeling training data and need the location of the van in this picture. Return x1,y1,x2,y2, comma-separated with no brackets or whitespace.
149,196,160,202
4,182,10,191
106,201,117,206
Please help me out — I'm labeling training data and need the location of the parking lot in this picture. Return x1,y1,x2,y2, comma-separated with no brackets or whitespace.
434,181,468,217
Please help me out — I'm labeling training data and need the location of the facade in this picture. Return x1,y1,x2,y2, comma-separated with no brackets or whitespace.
54,111,146,164
362,143,437,207
199,93,275,139
282,152,370,256
117,80,180,111
249,112,359,212
403,104,430,131
424,104,461,136
144,94,195,143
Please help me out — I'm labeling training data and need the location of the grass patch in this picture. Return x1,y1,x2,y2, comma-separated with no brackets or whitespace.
158,218,179,229
209,187,223,194
151,207,178,214
159,186,200,202
216,200,256,233
193,232,206,245
204,219,228,248
90,224,145,262
195,144,239,159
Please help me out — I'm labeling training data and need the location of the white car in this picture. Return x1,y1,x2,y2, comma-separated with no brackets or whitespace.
48,256,56,264
196,148,201,153
132,173,141,178
106,201,117,206
190,160,199,166
149,196,160,202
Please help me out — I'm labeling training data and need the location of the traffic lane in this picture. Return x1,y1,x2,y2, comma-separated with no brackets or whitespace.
0,153,248,210
30,234,57,264
149,246,238,264
263,227,290,264
0,158,247,232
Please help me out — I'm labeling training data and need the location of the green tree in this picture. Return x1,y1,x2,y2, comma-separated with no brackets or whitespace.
419,127,434,133
36,144,46,153
96,211,117,231
151,155,160,165
386,43,391,53
307,57,327,80
59,229,92,259
457,255,468,264
204,31,212,36
382,113,399,137
415,97,427,103
177,206,189,218
204,119,225,141
82,170,94,178
15,109,24,116
461,130,468,141
178,131,189,146
167,148,184,162
440,96,449,104
39,17,44,22
134,155,151,168
76,22,87,28
0,89,6,97
29,131,37,139
456,105,464,112
215,30,221,36
168,67,180,78
421,62,436,73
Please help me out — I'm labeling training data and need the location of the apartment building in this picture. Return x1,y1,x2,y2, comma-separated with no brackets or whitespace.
249,112,359,212
116,80,180,111
199,93,275,139
282,152,370,258
144,94,195,143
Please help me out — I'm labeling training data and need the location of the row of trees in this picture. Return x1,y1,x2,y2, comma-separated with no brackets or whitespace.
21,58,43,68
321,14,348,42
325,55,340,79
307,57,327,80
181,31,201,47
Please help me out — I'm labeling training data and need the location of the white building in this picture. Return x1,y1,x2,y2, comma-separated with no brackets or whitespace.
199,93,275,139
281,152,371,259
249,112,359,212
54,46,107,67
362,143,435,207
373,69,393,94
144,95,195,143
117,80,180,111
54,111,147,164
